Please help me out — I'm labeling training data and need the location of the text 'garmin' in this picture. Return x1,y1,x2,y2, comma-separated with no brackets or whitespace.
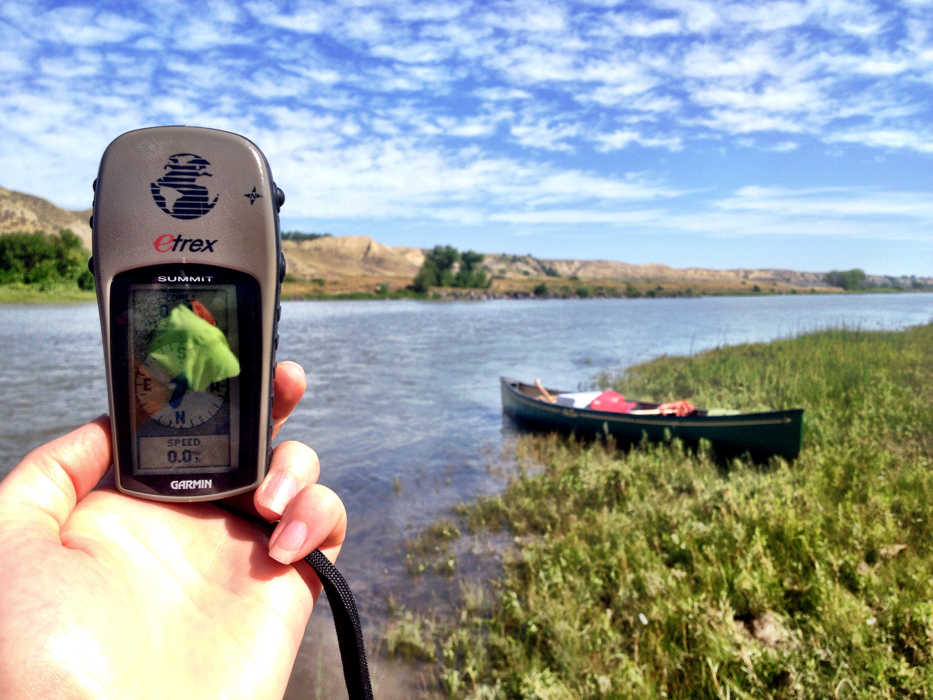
170,479,213,490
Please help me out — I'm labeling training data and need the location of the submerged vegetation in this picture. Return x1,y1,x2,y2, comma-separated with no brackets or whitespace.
393,323,933,697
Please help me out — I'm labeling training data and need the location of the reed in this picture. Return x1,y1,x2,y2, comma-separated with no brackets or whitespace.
395,323,933,697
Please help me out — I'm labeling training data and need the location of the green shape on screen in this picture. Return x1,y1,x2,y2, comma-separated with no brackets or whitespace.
148,304,240,392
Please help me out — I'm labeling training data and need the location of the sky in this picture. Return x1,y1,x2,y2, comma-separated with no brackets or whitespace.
2,0,933,276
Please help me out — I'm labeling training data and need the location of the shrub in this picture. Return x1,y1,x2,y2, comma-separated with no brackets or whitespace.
412,245,490,292
825,268,866,291
0,229,90,290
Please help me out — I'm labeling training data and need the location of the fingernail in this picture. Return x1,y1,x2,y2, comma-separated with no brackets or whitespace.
261,471,299,517
269,519,308,564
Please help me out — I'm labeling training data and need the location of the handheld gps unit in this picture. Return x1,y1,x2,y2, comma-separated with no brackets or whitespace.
91,126,286,502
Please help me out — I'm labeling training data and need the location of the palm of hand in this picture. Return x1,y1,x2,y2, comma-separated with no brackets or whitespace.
1,488,312,699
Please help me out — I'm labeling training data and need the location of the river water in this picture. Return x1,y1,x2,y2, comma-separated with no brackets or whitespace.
1,293,931,695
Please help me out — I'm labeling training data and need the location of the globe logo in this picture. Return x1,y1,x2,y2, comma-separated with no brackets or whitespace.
150,153,219,220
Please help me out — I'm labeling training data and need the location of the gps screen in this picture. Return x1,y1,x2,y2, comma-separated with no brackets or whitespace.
128,285,241,474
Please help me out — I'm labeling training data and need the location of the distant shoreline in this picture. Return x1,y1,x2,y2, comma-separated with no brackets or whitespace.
4,283,930,305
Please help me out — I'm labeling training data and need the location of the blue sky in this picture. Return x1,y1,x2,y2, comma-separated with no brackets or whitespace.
2,1,933,275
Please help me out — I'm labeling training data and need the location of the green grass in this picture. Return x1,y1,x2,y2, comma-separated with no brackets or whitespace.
394,323,933,698
0,282,95,303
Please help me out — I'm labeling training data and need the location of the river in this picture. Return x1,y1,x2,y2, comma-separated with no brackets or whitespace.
1,293,930,696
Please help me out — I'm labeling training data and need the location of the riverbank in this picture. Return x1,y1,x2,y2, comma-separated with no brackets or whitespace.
4,278,926,304
282,275,839,301
0,283,95,304
392,323,933,696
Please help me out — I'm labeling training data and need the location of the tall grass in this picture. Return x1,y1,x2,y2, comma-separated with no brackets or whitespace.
396,323,933,698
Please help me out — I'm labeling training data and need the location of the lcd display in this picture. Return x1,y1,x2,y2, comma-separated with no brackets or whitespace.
128,285,241,474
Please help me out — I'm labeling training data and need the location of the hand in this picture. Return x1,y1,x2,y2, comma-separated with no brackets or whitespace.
0,361,346,700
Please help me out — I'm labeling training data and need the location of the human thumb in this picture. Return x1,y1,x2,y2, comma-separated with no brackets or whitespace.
0,416,113,539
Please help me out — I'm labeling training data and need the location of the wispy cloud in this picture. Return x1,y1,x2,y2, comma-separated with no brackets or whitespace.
1,0,932,273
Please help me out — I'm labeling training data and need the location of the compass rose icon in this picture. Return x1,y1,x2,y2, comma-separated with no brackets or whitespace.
244,186,262,205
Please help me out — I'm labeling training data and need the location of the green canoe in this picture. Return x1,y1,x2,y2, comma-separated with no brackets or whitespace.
501,377,803,461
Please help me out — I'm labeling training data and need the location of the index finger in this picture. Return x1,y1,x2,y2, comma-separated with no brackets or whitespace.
271,360,306,439
0,416,112,537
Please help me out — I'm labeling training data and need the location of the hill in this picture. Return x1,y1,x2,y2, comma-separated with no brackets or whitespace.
0,187,92,250
1,186,930,296
284,235,423,280
480,252,833,289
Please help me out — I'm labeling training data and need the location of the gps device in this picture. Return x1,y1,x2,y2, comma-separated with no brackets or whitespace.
91,126,285,502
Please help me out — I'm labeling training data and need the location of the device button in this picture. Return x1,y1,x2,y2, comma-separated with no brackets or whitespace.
88,215,94,229
274,185,285,210
278,253,287,282
87,256,94,275
92,178,97,192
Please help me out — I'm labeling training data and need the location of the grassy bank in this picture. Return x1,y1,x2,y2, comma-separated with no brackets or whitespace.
394,323,933,697
0,282,95,303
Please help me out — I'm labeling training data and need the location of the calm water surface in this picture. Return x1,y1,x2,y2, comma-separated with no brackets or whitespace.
1,293,930,695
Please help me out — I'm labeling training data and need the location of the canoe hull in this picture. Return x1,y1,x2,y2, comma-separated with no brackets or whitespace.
501,377,803,461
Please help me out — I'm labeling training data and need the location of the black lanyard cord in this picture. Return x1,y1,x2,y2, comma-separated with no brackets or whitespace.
215,503,375,700
304,547,374,700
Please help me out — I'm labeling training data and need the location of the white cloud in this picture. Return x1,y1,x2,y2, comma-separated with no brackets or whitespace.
371,42,453,64
1,0,933,274
43,7,147,46
474,87,533,101
698,108,806,135
442,119,497,138
593,129,683,151
857,57,911,76
486,43,579,83
0,50,26,73
682,40,781,80
490,208,663,224
393,1,464,22
827,128,933,153
612,16,683,38
485,2,568,34
38,54,102,79
725,1,812,31
254,4,327,33
713,185,933,237
655,0,721,33
510,119,580,151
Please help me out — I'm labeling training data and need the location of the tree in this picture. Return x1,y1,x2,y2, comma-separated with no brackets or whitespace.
411,245,492,293
454,250,488,288
426,245,460,272
411,262,439,293
824,269,866,291
0,229,90,288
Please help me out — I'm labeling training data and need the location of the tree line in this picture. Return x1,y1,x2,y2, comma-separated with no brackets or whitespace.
823,268,866,291
0,230,93,290
281,231,332,242
411,245,490,293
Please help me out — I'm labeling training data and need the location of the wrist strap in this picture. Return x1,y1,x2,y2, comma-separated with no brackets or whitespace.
216,503,374,699
303,547,374,700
